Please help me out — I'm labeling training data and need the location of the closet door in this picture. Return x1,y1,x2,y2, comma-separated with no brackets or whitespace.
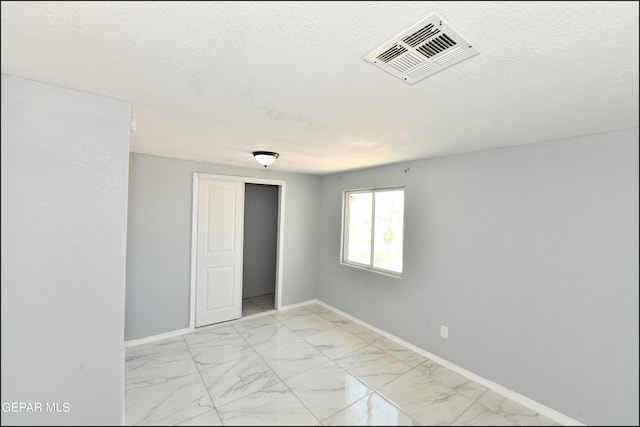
195,178,244,327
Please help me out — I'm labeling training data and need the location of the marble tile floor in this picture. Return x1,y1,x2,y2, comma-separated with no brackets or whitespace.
242,293,275,317
125,303,562,426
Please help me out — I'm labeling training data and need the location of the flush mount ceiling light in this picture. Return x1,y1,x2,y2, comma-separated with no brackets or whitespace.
252,151,280,168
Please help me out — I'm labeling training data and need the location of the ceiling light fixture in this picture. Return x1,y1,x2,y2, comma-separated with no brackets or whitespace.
252,151,280,168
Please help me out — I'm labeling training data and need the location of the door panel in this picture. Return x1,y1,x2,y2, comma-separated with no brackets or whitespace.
195,179,244,327
205,267,234,310
206,187,237,253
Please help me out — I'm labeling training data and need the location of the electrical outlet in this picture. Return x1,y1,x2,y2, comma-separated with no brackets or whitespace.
440,325,449,339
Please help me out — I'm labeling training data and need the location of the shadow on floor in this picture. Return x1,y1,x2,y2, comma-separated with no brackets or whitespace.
242,293,275,316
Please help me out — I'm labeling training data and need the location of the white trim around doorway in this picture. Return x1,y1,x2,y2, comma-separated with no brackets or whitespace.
189,173,286,331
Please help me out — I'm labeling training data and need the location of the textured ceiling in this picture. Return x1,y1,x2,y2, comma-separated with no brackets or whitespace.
2,1,638,174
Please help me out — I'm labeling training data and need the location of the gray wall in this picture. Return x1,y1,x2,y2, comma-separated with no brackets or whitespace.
243,184,279,299
1,75,130,425
125,153,320,340
317,128,639,426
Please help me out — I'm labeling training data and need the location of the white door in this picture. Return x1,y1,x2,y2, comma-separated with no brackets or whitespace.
195,178,244,327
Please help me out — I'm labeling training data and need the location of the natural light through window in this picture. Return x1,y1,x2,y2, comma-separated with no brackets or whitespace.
342,187,404,276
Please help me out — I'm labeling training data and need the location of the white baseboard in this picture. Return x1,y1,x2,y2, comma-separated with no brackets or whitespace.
314,300,584,426
124,300,316,348
235,309,276,321
279,299,318,311
124,327,191,348
122,298,582,426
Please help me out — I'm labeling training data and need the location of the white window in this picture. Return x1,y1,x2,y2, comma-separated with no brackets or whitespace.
342,187,404,276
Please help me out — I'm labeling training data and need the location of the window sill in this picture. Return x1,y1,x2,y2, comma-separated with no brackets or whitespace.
340,261,402,279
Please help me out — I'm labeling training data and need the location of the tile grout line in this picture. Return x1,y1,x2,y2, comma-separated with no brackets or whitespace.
126,301,553,426
230,315,322,425
191,326,273,412
241,306,367,423
300,304,491,426
314,306,515,424
182,334,226,426
448,388,490,426
124,336,217,426
278,318,366,424
125,306,344,425
242,293,276,316
277,307,387,424
317,304,541,426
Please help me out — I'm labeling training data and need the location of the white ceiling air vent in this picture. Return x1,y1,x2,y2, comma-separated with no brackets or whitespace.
365,12,479,84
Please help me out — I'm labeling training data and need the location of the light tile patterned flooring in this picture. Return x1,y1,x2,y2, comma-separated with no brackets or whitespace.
125,303,561,426
242,293,275,316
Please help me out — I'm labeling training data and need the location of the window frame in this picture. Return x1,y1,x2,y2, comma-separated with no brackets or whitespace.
341,186,405,278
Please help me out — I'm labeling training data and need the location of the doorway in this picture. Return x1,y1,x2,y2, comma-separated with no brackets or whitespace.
241,183,279,316
189,173,285,330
